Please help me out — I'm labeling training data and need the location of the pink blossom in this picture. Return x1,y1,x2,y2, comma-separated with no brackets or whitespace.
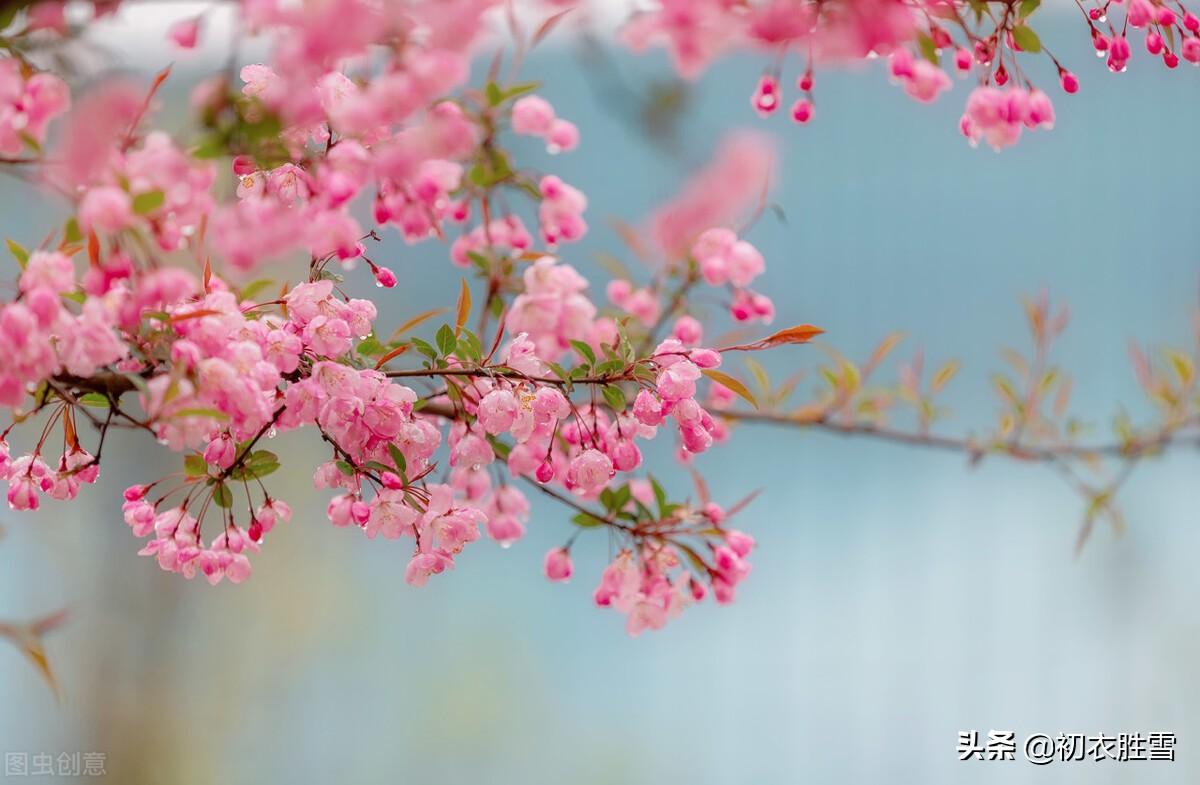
544,547,573,582
566,449,613,494
512,95,556,136
169,17,202,49
78,187,133,234
478,388,520,434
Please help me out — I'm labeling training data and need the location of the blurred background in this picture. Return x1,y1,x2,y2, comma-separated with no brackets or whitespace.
2,6,1199,784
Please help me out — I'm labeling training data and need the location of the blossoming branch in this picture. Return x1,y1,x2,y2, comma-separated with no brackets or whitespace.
0,0,1196,650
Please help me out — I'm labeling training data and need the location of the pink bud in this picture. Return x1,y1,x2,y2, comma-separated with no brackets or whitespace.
1146,31,1164,55
546,119,579,153
168,17,200,49
1183,38,1200,64
796,72,813,92
752,75,780,117
994,64,1008,86
1164,50,1181,68
954,47,972,72
248,519,263,543
232,155,257,176
689,348,721,368
124,484,149,502
543,547,573,582
606,279,632,305
790,99,813,124
672,315,703,345
373,265,397,288
535,459,555,484
1060,70,1079,93
380,471,404,490
1186,13,1200,32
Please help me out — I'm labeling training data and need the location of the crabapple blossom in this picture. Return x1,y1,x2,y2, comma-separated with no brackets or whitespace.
544,547,573,582
0,0,1188,640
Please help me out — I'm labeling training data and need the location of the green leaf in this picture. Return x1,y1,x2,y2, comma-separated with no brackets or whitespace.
184,454,208,477
916,31,939,64
648,475,668,518
611,484,632,513
571,512,607,528
387,443,408,474
488,437,512,461
356,335,385,357
235,450,281,479
132,190,166,215
62,218,83,245
212,483,233,509
1011,24,1042,53
335,460,356,476
435,324,457,357
76,393,110,408
191,134,227,160
7,238,29,270
411,338,437,360
485,81,505,107
456,330,483,362
494,82,539,106
569,340,596,367
1019,0,1041,17
602,385,627,412
239,278,274,302
173,407,230,421
595,359,623,377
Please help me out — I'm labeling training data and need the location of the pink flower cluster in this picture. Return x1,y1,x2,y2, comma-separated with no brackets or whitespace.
591,518,756,636
636,339,727,457
691,228,774,324
888,49,952,104
959,87,1055,152
0,1,794,637
124,488,292,585
0,58,69,156
620,0,1200,149
537,175,588,247
450,215,532,268
2,440,99,512
77,131,217,250
507,256,606,360
511,94,579,154
0,251,127,408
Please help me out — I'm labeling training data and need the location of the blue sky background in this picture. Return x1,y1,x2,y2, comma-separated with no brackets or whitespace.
2,10,1200,784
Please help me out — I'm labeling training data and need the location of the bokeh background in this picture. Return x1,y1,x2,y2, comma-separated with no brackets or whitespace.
2,6,1200,784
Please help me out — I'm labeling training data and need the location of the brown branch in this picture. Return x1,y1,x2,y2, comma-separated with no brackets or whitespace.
719,409,1200,462
385,366,635,388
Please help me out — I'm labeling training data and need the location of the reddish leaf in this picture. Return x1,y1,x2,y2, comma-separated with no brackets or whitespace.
170,308,221,323
532,7,574,47
720,324,824,353
454,278,471,337
702,369,758,409
388,308,447,342
374,343,411,370
0,609,69,701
